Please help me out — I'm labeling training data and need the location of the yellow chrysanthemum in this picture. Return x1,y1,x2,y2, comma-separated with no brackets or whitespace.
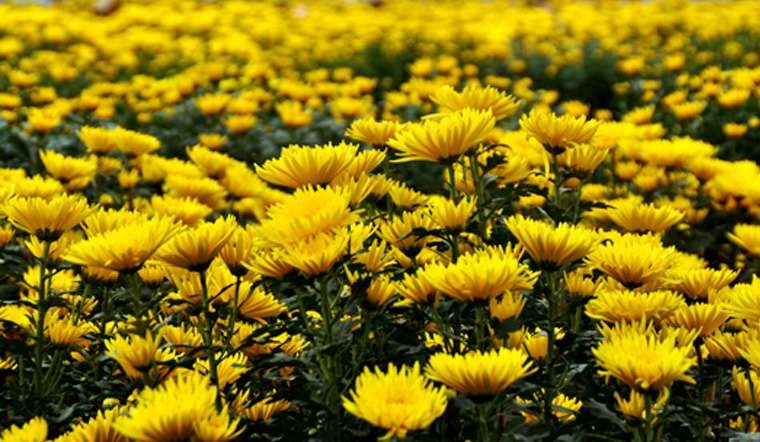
593,321,696,391
0,416,47,442
65,216,181,272
387,109,495,163
114,372,241,442
614,389,669,420
110,127,161,157
423,245,538,302
104,332,176,380
728,224,760,256
346,118,404,146
430,84,519,121
519,108,599,151
256,142,383,188
663,303,727,337
665,267,737,299
426,196,476,230
585,233,676,289
55,408,125,442
585,289,686,323
342,362,448,440
731,366,760,407
39,150,98,191
425,348,536,396
505,215,598,268
720,277,760,322
2,194,93,240
606,200,684,233
151,216,237,271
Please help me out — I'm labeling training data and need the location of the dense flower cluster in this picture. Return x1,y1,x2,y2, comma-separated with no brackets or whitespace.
0,0,759,440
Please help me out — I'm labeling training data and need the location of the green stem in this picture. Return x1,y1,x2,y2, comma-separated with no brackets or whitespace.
550,150,562,207
449,233,460,263
644,391,655,442
474,304,488,351
476,400,493,442
32,240,50,410
695,340,705,441
467,152,487,239
199,269,221,409
446,161,459,200
224,276,241,352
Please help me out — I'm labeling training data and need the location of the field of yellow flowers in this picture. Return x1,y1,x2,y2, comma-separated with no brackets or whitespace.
0,0,759,440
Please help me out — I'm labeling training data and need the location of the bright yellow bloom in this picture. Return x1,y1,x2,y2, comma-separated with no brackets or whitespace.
346,118,404,146
424,245,538,302
585,233,676,289
342,362,448,440
519,108,599,151
114,372,241,442
149,195,213,227
593,321,696,391
615,389,669,420
105,332,176,380
505,215,598,268
232,390,291,422
585,290,686,323
256,142,383,188
151,216,237,271
663,303,727,337
731,366,760,407
426,196,476,230
557,144,609,174
46,314,94,346
194,352,250,389
727,224,760,256
430,84,519,121
489,292,527,321
0,416,47,442
237,285,288,320
55,408,125,442
425,348,536,396
65,216,181,272
387,109,495,163
2,194,92,240
258,186,358,246
606,200,684,233
517,392,583,424
39,150,97,191
110,127,161,157
665,267,737,299
720,277,760,322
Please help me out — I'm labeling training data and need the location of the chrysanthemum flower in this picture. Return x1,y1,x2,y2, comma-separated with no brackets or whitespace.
585,289,686,323
505,215,598,268
387,109,495,163
258,187,359,246
593,321,696,391
425,348,536,396
232,390,291,422
186,145,238,178
423,245,538,302
194,352,250,389
39,150,97,191
585,233,676,289
430,84,520,121
104,332,176,380
665,267,737,299
615,388,669,420
728,224,760,256
236,284,287,320
256,142,383,188
163,175,228,210
731,366,760,407
110,127,161,157
346,118,404,146
517,392,583,424
2,194,92,240
557,144,609,174
55,408,122,442
114,372,241,442
426,196,476,230
342,362,448,440
663,303,727,337
519,109,599,152
0,416,47,442
45,314,94,346
78,126,117,154
606,200,684,233
149,195,213,227
151,216,237,271
489,292,527,321
719,277,760,321
65,216,181,272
